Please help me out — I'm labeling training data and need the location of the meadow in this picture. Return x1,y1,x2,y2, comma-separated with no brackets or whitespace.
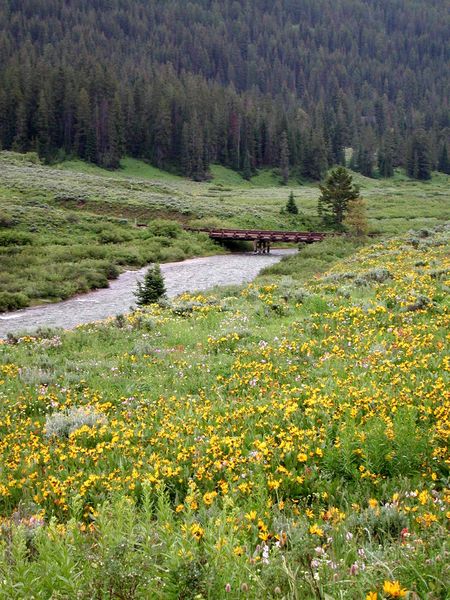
0,225,448,599
1,151,449,310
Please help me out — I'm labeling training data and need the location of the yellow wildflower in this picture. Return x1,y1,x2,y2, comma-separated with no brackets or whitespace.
383,580,408,598
309,523,324,536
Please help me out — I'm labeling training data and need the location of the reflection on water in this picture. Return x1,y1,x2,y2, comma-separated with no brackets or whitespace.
0,250,295,337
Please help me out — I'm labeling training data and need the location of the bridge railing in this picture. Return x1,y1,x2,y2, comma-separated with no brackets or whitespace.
183,226,330,242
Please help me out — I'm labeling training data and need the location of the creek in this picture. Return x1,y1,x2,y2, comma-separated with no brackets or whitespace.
0,249,296,337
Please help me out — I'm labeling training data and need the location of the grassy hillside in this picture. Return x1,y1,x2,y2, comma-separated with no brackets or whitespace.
0,227,448,598
1,151,449,310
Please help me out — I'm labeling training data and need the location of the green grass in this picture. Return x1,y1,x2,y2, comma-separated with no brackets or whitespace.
0,228,448,598
59,156,187,183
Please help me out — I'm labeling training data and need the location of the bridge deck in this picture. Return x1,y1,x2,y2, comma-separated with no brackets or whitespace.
185,227,328,243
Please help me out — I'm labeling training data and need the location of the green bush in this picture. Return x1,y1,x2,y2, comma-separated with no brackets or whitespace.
98,227,132,244
0,231,34,246
0,210,17,228
0,291,29,311
158,246,186,262
147,219,182,238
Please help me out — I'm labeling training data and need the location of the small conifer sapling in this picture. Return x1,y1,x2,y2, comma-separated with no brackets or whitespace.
286,191,299,214
134,264,166,306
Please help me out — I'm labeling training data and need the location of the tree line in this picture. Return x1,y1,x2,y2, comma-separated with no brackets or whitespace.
0,0,448,180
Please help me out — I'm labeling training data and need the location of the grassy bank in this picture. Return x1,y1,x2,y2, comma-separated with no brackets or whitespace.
0,226,448,598
1,151,449,310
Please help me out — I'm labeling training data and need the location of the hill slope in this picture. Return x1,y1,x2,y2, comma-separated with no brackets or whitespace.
0,0,448,177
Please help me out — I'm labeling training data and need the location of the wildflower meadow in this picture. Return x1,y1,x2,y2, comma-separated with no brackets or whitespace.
0,226,448,598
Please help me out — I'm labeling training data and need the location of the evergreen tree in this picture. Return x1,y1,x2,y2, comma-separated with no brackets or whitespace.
348,149,357,171
356,146,375,178
181,121,193,178
181,114,209,181
36,90,52,162
12,101,28,152
286,191,298,214
153,99,172,168
279,131,290,185
406,131,432,180
75,88,91,160
302,130,328,180
378,138,394,177
134,264,166,306
318,167,360,228
242,150,252,181
437,143,450,174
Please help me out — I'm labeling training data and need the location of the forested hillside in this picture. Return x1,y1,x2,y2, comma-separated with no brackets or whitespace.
0,0,449,179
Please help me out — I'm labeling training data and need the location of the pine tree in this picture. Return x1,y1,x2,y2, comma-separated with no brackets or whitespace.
36,90,52,162
75,88,90,160
406,131,432,180
181,122,193,178
302,130,328,180
134,264,166,306
242,150,252,181
181,114,209,181
279,131,290,185
318,167,360,228
12,100,28,152
153,99,172,168
437,143,450,174
378,143,394,177
286,191,298,214
356,146,374,178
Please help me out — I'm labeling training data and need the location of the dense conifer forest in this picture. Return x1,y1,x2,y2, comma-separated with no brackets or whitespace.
0,0,448,179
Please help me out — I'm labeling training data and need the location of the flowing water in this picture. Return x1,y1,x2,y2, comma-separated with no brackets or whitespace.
0,249,295,337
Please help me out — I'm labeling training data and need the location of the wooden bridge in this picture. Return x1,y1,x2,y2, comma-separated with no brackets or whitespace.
184,227,328,253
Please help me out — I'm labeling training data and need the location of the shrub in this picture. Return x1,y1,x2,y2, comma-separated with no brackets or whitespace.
343,197,369,237
84,270,109,290
158,246,185,262
0,231,33,246
115,314,126,328
19,368,55,386
0,291,29,311
98,227,132,244
45,407,107,438
147,219,182,238
347,504,408,543
134,264,166,306
365,268,391,283
404,294,430,312
278,276,310,303
0,211,17,228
